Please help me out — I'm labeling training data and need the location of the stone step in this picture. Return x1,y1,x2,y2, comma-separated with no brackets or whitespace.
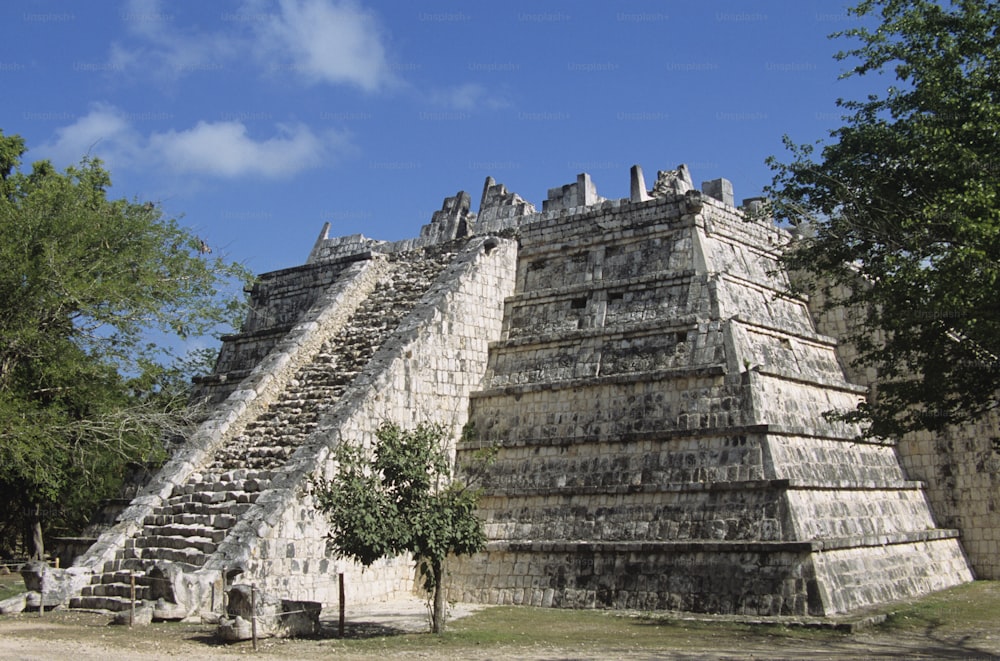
155,500,250,520
80,582,152,601
70,594,139,612
138,546,210,566
100,570,148,585
162,489,259,506
143,523,229,543
136,534,217,554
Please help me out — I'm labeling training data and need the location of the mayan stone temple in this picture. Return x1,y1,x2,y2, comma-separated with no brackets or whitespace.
39,163,995,622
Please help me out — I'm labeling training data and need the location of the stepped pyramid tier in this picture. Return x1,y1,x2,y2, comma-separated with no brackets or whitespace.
447,168,973,616
45,166,980,619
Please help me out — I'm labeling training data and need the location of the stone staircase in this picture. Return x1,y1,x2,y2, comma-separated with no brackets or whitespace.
71,247,457,612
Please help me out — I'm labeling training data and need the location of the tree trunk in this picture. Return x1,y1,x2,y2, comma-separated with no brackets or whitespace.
28,503,44,561
431,558,446,634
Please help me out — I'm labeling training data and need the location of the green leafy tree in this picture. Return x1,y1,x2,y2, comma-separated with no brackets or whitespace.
766,0,1000,438
0,130,250,559
311,422,488,633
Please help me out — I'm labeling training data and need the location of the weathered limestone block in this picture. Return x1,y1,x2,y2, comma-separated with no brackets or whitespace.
145,564,216,619
543,173,603,211
19,562,92,609
649,164,693,197
630,165,651,203
216,584,320,641
112,603,154,625
420,191,474,242
0,592,27,614
701,178,735,207
478,176,536,226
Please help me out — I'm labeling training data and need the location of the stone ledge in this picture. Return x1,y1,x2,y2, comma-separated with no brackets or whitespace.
469,365,728,399
458,423,871,451
488,529,963,555
217,325,295,344
493,316,701,351
729,313,841,348
478,478,930,498
512,269,700,304
763,424,893,445
193,369,252,387
785,479,926,491
753,365,870,395
266,249,373,277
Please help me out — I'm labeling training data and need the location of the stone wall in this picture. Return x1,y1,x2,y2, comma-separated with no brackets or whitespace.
807,282,1000,579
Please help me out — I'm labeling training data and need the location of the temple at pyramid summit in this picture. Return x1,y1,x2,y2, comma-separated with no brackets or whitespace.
28,163,996,621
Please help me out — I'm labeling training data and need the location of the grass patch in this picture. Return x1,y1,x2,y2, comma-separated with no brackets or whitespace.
0,572,24,601
319,605,849,657
879,580,1000,633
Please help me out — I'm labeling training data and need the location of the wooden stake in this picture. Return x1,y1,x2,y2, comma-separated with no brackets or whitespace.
250,583,258,652
338,573,345,638
130,571,136,627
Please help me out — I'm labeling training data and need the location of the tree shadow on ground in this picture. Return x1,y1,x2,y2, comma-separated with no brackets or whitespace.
186,619,415,647
629,613,997,660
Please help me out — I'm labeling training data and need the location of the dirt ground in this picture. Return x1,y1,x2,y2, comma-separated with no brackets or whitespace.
0,594,998,660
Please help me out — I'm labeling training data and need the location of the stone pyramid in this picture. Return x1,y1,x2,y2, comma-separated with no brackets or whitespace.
49,165,971,619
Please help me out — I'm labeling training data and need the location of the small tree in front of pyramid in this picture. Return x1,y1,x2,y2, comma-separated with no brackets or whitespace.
311,422,487,633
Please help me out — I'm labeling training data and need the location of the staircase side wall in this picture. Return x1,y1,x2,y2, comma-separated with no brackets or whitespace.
73,256,388,574
206,237,519,606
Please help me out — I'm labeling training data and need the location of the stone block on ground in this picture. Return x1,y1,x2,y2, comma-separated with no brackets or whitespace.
0,593,27,614
112,603,153,626
216,584,320,640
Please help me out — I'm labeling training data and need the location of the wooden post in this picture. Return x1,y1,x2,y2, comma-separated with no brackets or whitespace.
250,583,258,652
221,568,228,616
130,571,136,627
338,573,345,638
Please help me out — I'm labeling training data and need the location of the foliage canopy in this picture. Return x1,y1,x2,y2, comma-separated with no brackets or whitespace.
311,422,487,633
0,130,250,557
766,0,1000,438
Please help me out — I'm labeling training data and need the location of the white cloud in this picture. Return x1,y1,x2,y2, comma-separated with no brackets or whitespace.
39,103,144,170
257,0,393,91
150,121,333,177
40,105,344,179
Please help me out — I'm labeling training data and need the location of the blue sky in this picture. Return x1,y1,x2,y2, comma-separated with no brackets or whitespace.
2,0,882,276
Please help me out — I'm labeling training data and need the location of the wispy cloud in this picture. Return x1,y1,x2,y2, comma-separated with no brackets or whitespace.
39,104,346,179
112,0,240,79
108,0,393,90
427,83,511,111
255,0,394,91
